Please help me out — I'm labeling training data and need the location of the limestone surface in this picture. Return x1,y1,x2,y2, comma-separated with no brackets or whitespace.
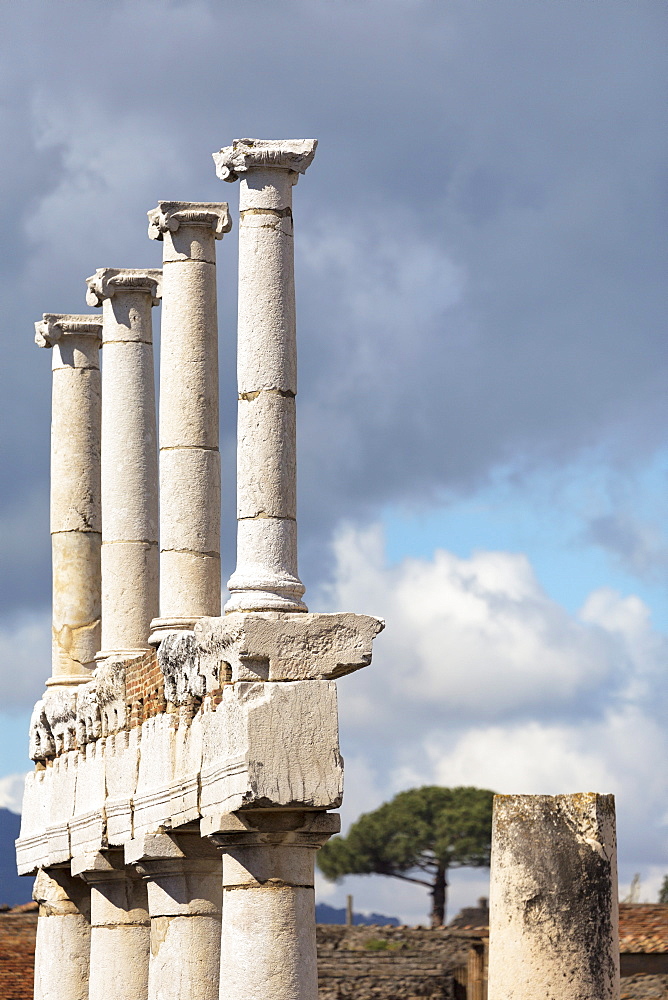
32,868,91,1000
213,138,317,182
16,614,368,873
86,268,161,655
148,202,231,631
35,314,103,685
218,140,317,613
161,611,385,686
125,832,222,1000
20,138,388,1000
488,792,620,1000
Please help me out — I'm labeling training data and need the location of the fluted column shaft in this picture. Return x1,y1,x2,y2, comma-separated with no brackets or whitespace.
126,833,222,1000
86,268,161,656
35,315,102,687
32,868,91,1000
214,138,317,613
74,852,150,1000
147,203,231,642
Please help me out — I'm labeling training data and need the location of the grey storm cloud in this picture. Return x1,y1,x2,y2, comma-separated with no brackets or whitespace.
1,0,666,624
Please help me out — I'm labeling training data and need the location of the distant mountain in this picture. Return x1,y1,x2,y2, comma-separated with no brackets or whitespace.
0,809,31,907
316,902,399,926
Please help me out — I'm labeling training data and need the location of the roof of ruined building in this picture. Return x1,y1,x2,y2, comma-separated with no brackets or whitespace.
444,902,668,951
619,904,668,954
0,903,38,1000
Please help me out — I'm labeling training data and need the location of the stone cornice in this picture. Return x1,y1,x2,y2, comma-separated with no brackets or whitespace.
213,138,317,182
35,313,103,348
85,268,162,307
147,201,232,241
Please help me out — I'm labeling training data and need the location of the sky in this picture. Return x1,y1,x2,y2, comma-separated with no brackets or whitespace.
0,0,666,923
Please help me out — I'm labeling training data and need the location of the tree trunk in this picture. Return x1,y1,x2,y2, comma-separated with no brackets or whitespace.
430,864,448,927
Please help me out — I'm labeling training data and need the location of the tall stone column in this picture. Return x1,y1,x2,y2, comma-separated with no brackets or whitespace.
72,851,150,1000
213,138,317,613
33,867,91,1000
488,793,620,1000
146,202,231,643
209,810,338,1000
35,314,102,687
86,268,161,656
126,833,222,1000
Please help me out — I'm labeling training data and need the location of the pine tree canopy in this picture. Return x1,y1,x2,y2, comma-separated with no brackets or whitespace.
317,785,495,888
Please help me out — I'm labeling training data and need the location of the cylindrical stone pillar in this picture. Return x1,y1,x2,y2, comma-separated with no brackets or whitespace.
74,851,150,1000
213,138,317,613
126,833,222,1000
86,268,161,657
212,811,337,1000
35,314,102,687
146,202,231,643
33,867,91,1000
221,842,317,1000
488,793,620,1000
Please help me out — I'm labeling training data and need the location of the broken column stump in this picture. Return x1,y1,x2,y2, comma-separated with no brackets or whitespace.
488,793,620,1000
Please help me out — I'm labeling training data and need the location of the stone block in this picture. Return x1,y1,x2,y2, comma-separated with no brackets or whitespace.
200,680,343,818
132,713,178,835
104,730,140,846
159,612,384,689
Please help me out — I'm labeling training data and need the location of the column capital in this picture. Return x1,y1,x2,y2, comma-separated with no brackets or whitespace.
71,849,127,881
203,809,340,848
147,201,232,241
213,138,317,182
85,267,162,307
35,313,103,348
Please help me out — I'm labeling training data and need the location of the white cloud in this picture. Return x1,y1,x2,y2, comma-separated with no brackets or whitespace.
321,525,642,722
0,773,28,815
0,611,52,710
313,524,668,919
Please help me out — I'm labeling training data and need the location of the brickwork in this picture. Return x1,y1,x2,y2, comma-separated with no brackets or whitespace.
124,649,166,728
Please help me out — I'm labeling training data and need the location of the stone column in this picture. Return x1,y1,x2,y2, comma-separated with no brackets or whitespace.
72,851,150,1000
33,867,91,1000
209,810,338,1000
126,833,222,1000
146,202,231,643
213,138,317,613
35,314,102,687
86,268,161,657
487,793,620,1000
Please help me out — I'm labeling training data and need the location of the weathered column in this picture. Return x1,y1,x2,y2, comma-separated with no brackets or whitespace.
72,851,150,1000
488,793,620,1000
209,811,338,1000
213,138,317,613
146,202,231,643
126,833,222,1000
86,268,161,656
35,314,102,687
33,867,91,1000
